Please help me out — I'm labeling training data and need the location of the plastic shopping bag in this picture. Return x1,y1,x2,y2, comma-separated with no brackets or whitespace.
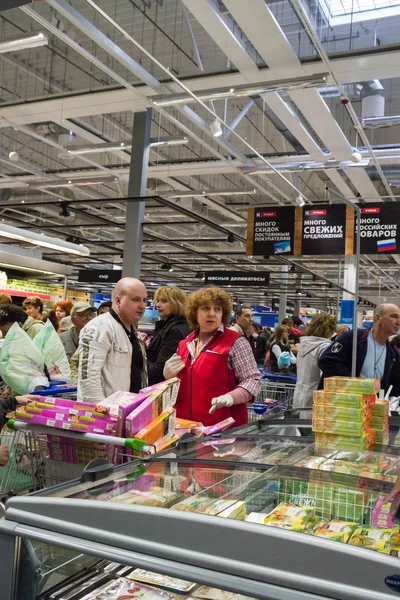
0,323,49,393
33,320,71,382
278,351,291,369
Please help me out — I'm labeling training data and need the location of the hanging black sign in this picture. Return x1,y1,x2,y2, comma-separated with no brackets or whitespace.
78,269,121,284
205,271,270,286
302,204,346,255
251,207,295,256
355,203,400,254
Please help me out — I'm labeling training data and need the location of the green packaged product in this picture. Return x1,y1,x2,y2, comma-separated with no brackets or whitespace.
323,377,378,395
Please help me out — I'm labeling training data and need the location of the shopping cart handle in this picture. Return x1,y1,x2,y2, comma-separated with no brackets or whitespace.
124,438,153,453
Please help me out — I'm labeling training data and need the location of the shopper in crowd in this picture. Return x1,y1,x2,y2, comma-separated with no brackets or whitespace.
335,324,350,340
163,286,261,426
319,303,400,397
269,325,297,376
78,278,148,403
59,302,96,360
391,335,400,350
0,304,44,340
291,315,305,336
146,286,189,385
255,325,272,366
22,296,43,321
282,318,300,353
97,301,112,315
42,309,59,331
292,313,337,416
0,294,11,305
231,306,253,335
54,300,73,332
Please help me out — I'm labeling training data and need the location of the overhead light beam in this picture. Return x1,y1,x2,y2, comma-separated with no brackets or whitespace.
0,223,90,256
0,33,48,54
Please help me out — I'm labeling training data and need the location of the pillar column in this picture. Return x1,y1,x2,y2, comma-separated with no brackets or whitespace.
278,265,288,324
122,108,152,279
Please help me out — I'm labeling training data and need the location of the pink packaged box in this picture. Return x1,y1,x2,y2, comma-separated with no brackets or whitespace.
33,396,114,415
96,391,150,436
125,388,168,437
199,417,236,437
16,410,116,434
26,404,118,424
140,382,171,408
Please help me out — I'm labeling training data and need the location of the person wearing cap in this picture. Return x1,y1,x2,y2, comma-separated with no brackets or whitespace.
59,302,96,360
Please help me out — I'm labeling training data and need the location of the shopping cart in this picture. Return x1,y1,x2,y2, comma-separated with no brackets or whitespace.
0,423,46,502
248,373,297,423
6,420,155,489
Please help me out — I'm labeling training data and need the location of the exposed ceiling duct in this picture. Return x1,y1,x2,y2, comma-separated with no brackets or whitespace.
361,80,385,119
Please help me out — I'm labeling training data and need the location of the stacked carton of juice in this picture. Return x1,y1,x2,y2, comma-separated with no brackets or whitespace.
313,377,378,451
370,399,390,445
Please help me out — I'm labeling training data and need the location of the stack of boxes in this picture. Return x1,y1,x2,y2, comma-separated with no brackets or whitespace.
371,399,390,445
312,377,378,451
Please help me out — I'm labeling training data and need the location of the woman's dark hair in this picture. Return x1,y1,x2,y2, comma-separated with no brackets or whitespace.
0,304,28,326
42,310,59,331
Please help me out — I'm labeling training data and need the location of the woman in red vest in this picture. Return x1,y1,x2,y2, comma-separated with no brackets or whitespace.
163,286,261,427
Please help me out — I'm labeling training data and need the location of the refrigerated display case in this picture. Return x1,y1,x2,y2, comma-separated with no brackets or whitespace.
2,431,400,600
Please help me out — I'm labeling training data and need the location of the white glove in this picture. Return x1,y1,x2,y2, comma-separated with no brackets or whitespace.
163,354,185,379
209,393,234,414
390,396,400,412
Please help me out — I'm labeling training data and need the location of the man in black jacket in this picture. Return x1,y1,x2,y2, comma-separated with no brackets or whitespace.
318,303,400,397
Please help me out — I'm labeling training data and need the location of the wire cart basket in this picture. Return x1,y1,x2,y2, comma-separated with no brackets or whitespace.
248,373,297,423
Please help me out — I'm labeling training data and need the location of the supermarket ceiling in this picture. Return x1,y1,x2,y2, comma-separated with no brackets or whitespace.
1,0,400,307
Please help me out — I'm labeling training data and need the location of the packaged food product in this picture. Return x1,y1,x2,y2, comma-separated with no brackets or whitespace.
372,427,389,446
315,432,374,451
199,498,238,516
372,496,395,528
312,520,358,543
134,409,176,445
372,400,389,418
171,495,214,513
349,526,400,551
313,390,375,409
323,377,379,395
125,389,169,437
87,578,176,600
293,456,328,469
192,587,256,600
312,418,366,437
127,570,196,593
195,418,235,437
14,409,117,434
217,501,246,520
108,487,181,508
263,503,314,531
175,418,202,430
313,405,369,422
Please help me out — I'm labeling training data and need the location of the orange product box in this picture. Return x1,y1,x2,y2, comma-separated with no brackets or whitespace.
135,408,176,445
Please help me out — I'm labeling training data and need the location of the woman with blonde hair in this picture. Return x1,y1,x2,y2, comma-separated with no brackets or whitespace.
292,312,337,415
270,325,297,375
146,286,190,385
163,286,261,426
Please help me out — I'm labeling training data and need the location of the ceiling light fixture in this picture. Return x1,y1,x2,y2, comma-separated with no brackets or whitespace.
295,194,305,207
351,149,362,163
164,187,257,198
66,136,188,155
0,223,90,256
210,119,223,138
0,33,48,54
149,73,327,106
31,176,118,189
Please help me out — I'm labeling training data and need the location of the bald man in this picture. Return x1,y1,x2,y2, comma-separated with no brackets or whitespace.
319,304,400,398
78,277,148,403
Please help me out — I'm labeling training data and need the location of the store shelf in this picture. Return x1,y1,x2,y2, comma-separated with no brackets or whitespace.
0,289,51,300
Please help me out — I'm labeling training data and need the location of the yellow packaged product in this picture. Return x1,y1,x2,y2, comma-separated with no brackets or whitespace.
313,520,358,543
217,501,246,520
314,390,375,409
323,377,379,394
171,495,214,513
263,503,314,531
349,526,400,551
